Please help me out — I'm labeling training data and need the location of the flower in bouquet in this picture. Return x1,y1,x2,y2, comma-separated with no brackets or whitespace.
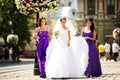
7,34,19,45
113,28,120,39
33,32,40,44
54,30,59,36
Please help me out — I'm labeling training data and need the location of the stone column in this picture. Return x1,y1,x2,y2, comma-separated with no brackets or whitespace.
97,20,105,44
97,0,104,44
98,0,104,19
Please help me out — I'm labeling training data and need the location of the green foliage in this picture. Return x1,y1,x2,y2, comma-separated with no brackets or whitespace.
0,0,31,50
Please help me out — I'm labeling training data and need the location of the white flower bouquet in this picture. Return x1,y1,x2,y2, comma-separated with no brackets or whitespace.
15,0,59,15
33,32,40,44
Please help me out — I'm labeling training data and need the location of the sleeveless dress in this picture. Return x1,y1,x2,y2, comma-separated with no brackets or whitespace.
83,31,102,77
45,27,89,78
36,30,49,76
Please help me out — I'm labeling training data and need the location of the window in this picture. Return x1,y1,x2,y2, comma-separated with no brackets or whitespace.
72,11,75,15
87,0,95,15
107,0,115,14
68,1,71,6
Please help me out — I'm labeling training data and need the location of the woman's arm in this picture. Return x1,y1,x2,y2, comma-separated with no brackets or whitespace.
34,28,40,44
67,30,71,46
81,28,84,36
47,28,50,36
85,29,96,41
35,27,41,35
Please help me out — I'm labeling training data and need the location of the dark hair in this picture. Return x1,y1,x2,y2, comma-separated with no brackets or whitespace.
60,17,66,22
86,17,95,33
38,17,46,27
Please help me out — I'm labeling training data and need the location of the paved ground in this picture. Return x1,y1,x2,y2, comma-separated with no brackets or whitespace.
0,59,120,80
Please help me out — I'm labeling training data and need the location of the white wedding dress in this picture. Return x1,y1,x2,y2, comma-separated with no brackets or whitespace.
45,26,89,78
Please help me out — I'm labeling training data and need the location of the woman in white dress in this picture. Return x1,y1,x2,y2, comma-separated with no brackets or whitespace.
45,17,89,78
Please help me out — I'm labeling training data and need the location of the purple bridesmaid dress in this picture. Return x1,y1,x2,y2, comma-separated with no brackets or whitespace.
36,31,49,76
83,31,102,77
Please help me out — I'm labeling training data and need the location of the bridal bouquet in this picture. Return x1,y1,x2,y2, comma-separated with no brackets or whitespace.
54,30,59,36
33,32,39,44
54,30,59,38
113,28,120,39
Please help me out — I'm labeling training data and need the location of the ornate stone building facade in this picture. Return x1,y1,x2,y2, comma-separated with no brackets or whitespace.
60,0,120,44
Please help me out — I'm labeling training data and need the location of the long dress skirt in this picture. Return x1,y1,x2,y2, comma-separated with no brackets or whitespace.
83,31,102,77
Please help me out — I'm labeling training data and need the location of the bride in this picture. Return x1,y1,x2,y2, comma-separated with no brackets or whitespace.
45,17,89,78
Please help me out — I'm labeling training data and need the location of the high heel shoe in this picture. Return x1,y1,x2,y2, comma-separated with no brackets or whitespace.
87,75,92,78
40,75,46,78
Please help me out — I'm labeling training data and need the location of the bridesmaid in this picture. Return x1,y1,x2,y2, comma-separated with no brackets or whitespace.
34,17,50,78
81,17,102,77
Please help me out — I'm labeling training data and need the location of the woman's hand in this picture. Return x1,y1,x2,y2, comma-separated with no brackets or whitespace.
55,35,59,39
67,41,70,47
84,37,90,40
